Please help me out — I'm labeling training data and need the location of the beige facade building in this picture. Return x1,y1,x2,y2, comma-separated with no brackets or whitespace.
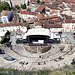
62,10,72,16
63,20,75,32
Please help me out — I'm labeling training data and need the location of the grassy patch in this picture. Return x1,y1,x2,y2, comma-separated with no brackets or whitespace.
0,65,75,75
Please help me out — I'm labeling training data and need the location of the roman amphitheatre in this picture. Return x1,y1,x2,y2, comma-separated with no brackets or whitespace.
0,44,75,71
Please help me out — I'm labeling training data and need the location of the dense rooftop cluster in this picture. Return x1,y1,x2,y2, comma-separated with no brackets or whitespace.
0,0,75,32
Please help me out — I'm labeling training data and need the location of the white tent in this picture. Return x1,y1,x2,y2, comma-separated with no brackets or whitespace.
1,16,9,24
27,28,50,36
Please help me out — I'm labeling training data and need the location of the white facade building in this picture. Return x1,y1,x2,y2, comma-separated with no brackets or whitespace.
62,23,75,32
50,28,63,33
19,11,37,20
20,14,37,20
72,11,75,18
1,16,9,24
0,26,27,32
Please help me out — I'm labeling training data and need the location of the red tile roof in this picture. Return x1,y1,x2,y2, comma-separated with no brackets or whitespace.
45,15,61,19
64,20,75,23
43,0,50,3
35,6,45,12
65,0,75,4
20,11,29,14
30,0,37,2
52,1,62,4
0,22,27,27
36,14,45,19
65,16,72,20
35,22,41,26
51,7,60,10
29,12,37,15
1,11,12,16
26,19,34,22
59,5,66,9
0,24,5,27
72,8,75,12
33,18,38,22
39,20,46,24
43,4,58,8
53,18,60,22
45,24,62,29
50,10,56,14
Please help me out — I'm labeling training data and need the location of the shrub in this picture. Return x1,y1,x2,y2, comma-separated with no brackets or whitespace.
15,5,20,10
21,4,26,9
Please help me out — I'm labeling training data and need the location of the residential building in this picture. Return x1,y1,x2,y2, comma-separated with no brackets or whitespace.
35,6,45,14
72,9,75,18
20,10,37,20
45,24,62,32
29,3,39,12
62,20,75,32
1,11,12,23
62,10,72,16
0,23,27,32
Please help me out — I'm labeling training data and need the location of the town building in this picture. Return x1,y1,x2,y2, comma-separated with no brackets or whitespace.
35,6,45,14
72,9,75,18
62,20,75,32
1,11,12,24
0,23,27,32
20,11,37,20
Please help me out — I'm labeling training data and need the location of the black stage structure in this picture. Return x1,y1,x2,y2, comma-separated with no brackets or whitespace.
27,35,49,46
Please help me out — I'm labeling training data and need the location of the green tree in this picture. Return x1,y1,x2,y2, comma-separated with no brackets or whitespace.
12,6,16,11
15,5,20,10
0,2,10,12
0,31,10,44
0,4,3,12
37,0,40,3
21,3,26,9
3,2,10,10
41,1,45,5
